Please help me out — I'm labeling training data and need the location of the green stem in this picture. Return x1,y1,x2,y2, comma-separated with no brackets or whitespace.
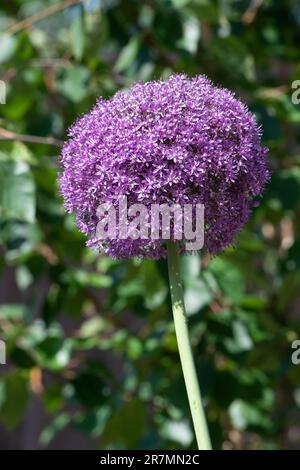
166,241,212,450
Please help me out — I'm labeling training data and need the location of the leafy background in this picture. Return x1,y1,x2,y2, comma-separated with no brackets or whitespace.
0,0,300,450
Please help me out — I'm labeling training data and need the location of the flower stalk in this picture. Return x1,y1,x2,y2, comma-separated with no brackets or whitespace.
166,241,212,450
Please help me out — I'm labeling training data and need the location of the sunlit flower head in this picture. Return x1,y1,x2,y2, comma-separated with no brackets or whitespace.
59,74,269,259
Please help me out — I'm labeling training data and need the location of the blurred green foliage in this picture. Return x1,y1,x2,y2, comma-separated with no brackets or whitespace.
0,0,300,450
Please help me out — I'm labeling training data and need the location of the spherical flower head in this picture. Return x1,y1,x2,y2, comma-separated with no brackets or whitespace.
59,74,269,259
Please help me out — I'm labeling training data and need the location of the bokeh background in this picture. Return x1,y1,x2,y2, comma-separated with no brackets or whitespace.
0,0,300,450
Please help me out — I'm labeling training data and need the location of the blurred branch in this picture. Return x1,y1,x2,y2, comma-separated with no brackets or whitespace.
1,68,17,83
30,58,72,69
5,0,82,36
0,127,63,147
257,85,289,98
36,243,60,264
242,0,263,25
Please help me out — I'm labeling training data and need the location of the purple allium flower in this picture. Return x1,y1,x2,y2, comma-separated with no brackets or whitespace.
59,74,269,259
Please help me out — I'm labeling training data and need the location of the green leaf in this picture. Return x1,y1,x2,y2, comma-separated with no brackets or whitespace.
140,260,167,309
0,382,5,409
182,255,212,315
184,278,212,315
11,142,35,164
1,92,33,120
74,406,111,437
0,34,17,63
179,16,200,54
0,304,25,320
127,337,143,360
0,373,29,430
42,384,65,413
70,11,85,60
114,35,141,72
268,167,300,210
57,66,89,103
171,0,191,7
229,399,272,432
224,319,254,353
209,258,245,305
35,336,71,371
102,399,146,449
160,420,193,446
39,413,71,446
71,269,113,288
10,346,36,368
0,220,41,260
181,254,201,279
79,317,107,338
72,373,106,407
0,160,35,223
